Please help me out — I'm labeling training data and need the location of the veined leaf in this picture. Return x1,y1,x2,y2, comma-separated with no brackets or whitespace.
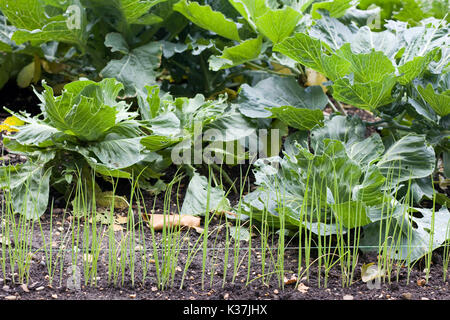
101,39,162,97
12,20,85,45
377,134,435,185
274,33,332,77
0,16,20,52
270,106,324,131
352,166,388,207
351,27,400,60
104,32,130,54
180,173,230,216
173,0,240,41
332,75,397,111
204,107,256,142
361,206,450,261
141,135,182,151
84,158,132,178
311,0,354,19
310,115,366,154
398,22,449,66
105,0,166,25
332,201,371,228
273,33,350,80
84,0,167,32
255,7,302,44
0,162,52,220
237,76,328,118
137,85,161,121
8,118,58,147
315,139,362,202
209,37,262,71
40,82,118,142
347,134,385,167
398,48,439,84
228,0,268,23
1,0,86,46
309,14,357,51
241,116,434,239
334,44,396,82
148,112,182,137
86,135,145,169
417,83,450,117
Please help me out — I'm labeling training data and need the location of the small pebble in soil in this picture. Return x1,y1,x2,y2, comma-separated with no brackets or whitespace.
224,293,230,300
417,279,426,286
4,295,17,300
402,293,412,300
52,294,58,299
129,294,136,299
20,284,29,293
151,287,158,292
273,289,279,294
35,286,45,291
421,297,429,300
343,295,354,300
2,285,10,292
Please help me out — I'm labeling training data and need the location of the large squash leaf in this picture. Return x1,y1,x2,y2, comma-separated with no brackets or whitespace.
209,37,263,71
237,76,328,118
360,206,450,261
180,173,230,216
173,0,241,41
1,0,87,46
254,7,302,44
376,135,435,185
100,35,162,97
0,160,52,220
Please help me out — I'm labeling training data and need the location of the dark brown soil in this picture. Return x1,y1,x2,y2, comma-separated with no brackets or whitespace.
0,81,41,118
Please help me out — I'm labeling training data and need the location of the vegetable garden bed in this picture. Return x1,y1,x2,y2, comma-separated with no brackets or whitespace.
0,165,449,301
0,0,449,303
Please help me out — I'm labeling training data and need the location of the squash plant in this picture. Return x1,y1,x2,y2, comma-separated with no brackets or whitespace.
0,77,261,219
0,78,168,219
242,115,450,261
0,0,255,97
